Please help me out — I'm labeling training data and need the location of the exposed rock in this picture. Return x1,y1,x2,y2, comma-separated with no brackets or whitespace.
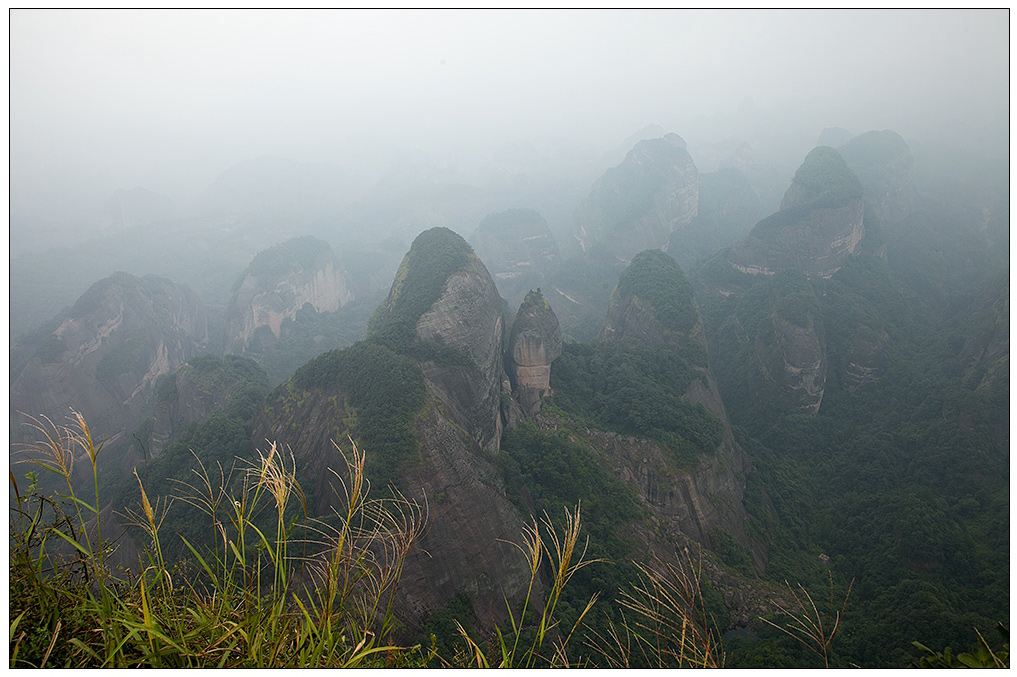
469,208,560,307
252,227,532,631
410,237,507,454
10,272,209,454
508,290,563,414
222,236,354,355
726,146,865,279
600,249,703,352
597,250,761,567
756,308,827,414
573,133,698,263
839,129,915,224
842,323,890,391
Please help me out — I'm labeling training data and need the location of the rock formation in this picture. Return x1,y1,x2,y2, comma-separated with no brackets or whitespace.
146,354,269,459
222,236,354,355
469,208,560,307
10,272,209,453
726,146,865,279
600,249,703,351
669,167,760,269
252,227,533,631
507,289,563,415
756,298,827,414
573,133,698,263
838,129,915,225
597,250,759,566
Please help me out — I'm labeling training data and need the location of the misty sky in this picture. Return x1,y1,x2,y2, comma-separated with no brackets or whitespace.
10,9,1009,234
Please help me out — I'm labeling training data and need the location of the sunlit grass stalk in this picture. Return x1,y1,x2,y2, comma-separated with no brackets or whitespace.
589,551,723,668
456,503,603,668
12,410,427,668
760,571,854,668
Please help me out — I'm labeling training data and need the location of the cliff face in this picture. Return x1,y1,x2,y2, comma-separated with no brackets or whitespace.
573,133,698,263
726,147,865,279
222,236,354,355
470,208,560,307
408,244,507,454
756,306,827,414
508,290,563,415
839,130,915,225
10,272,209,449
600,250,703,351
252,228,533,631
596,250,758,565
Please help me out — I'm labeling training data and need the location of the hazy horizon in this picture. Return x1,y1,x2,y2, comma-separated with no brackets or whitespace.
10,9,1009,254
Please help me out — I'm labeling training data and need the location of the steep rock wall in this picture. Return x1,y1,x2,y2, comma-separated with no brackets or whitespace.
222,237,354,355
507,290,563,415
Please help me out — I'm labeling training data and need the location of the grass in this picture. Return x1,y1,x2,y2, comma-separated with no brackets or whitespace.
10,412,427,668
9,410,830,669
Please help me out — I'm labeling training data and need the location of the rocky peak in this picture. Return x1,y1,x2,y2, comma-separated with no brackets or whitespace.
779,146,864,211
222,236,354,355
252,228,532,629
600,249,703,351
838,129,915,224
508,289,563,415
596,250,758,563
10,272,209,452
726,146,866,279
573,134,699,263
373,227,507,453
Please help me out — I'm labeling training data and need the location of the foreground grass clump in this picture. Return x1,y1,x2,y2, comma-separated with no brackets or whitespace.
9,411,426,668
8,411,727,669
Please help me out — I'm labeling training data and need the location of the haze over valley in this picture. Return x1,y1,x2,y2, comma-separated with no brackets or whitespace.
9,10,1009,669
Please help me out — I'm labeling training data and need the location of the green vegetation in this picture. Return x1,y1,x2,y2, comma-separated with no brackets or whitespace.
699,237,1008,666
550,342,721,467
240,298,377,385
242,236,335,283
95,337,146,385
10,415,428,668
292,340,427,490
614,249,699,335
11,412,729,668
